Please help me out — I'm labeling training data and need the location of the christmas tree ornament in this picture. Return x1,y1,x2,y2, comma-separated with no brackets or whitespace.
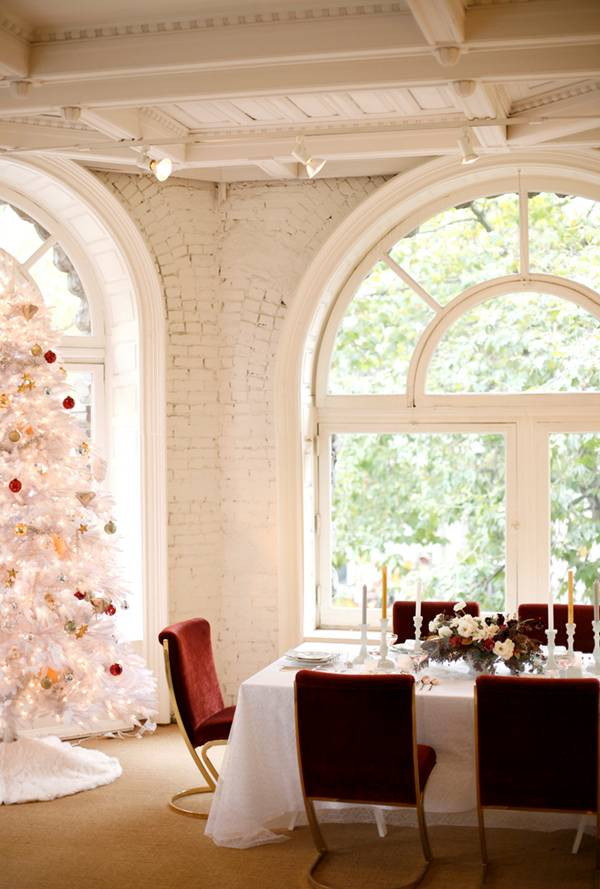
109,663,123,676
51,534,67,558
0,248,155,805
76,492,95,507
20,303,39,320
104,520,117,535
18,373,35,392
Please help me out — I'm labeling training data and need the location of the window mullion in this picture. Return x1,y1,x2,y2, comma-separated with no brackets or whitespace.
21,236,56,271
519,179,529,277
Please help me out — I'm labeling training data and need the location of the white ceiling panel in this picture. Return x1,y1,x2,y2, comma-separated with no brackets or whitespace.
409,86,455,111
288,94,341,119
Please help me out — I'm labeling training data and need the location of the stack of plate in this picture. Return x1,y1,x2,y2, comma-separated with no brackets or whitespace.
283,649,336,668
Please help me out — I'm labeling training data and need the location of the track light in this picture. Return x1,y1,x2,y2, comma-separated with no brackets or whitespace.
457,129,479,165
148,157,173,181
291,138,326,179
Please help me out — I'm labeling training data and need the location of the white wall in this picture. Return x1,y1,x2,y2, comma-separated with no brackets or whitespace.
97,172,387,701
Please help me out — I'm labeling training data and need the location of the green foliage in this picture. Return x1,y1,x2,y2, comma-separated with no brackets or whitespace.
327,192,600,615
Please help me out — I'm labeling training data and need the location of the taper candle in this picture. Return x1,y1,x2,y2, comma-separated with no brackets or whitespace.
361,584,367,625
381,566,387,619
548,582,554,632
416,578,422,619
594,580,600,624
568,569,574,624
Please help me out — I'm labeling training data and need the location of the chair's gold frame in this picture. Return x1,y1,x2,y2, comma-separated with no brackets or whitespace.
474,685,600,886
162,638,228,819
294,682,432,889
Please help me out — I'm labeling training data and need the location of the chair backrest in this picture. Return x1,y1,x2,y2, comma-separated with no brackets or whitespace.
476,675,599,812
393,600,480,643
158,618,224,745
295,671,419,805
518,603,595,652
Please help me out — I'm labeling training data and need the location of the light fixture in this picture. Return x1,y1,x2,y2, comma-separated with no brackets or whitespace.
457,129,479,165
291,137,326,179
148,157,173,182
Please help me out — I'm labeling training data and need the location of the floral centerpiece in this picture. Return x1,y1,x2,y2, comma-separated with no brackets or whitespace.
422,602,545,674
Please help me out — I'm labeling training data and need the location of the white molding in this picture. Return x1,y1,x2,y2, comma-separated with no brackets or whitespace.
0,156,169,721
274,149,600,649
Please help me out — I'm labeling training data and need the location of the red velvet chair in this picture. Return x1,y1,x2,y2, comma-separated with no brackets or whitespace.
393,600,480,643
295,671,436,889
159,618,235,818
518,603,595,652
475,675,599,878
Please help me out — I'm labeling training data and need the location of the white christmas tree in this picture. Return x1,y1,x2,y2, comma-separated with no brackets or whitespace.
0,249,156,802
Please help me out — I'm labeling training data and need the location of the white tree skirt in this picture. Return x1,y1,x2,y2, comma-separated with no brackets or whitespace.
0,735,122,804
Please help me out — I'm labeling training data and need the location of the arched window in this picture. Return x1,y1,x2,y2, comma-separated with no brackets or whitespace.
313,188,600,628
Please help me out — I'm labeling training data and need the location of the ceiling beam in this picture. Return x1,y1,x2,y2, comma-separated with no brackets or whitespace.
407,0,465,46
451,81,509,148
0,43,599,118
508,89,600,145
0,26,29,78
467,0,600,48
253,159,296,179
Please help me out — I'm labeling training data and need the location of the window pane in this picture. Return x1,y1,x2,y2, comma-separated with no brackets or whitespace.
529,192,600,293
330,432,506,617
65,370,93,439
427,291,600,393
550,432,600,605
329,262,434,394
30,244,91,335
0,202,49,263
387,193,519,306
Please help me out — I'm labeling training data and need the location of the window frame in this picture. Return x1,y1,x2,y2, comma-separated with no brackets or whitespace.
312,178,600,630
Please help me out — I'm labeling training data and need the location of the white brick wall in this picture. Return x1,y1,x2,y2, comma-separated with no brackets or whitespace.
96,172,387,702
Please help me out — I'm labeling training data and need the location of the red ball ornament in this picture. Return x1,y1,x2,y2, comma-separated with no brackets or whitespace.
8,478,22,493
62,396,75,410
109,663,123,676
74,590,86,600
106,604,116,616
44,350,57,364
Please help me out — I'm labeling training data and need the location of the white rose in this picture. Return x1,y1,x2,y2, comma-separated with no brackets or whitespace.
438,625,452,638
453,600,467,612
493,639,515,661
428,614,444,633
457,615,478,638
472,621,498,641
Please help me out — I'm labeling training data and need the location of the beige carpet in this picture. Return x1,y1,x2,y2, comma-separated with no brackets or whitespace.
0,725,595,889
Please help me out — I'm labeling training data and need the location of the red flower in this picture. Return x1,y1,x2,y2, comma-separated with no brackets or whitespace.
62,396,75,410
449,635,462,648
484,638,495,651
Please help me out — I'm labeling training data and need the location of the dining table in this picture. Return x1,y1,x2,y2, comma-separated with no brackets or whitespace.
205,643,586,849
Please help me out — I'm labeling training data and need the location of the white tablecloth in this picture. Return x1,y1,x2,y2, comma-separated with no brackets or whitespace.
205,647,582,848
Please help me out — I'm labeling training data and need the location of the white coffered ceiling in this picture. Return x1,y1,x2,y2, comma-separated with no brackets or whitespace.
0,0,598,181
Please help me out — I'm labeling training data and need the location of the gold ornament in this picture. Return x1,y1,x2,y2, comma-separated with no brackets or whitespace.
20,303,39,321
25,425,34,436
31,344,43,357
0,394,10,409
44,592,55,606
64,620,77,633
75,624,88,639
52,534,67,558
40,676,52,690
104,520,117,535
17,373,35,392
14,523,27,536
78,523,88,534
76,492,95,507
8,429,20,442
79,441,89,456
6,568,17,586
59,366,67,377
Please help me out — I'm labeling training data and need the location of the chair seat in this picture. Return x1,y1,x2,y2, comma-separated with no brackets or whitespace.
193,705,236,746
417,744,436,791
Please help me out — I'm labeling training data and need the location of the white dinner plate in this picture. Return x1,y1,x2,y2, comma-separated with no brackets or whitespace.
389,639,417,653
285,649,334,662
